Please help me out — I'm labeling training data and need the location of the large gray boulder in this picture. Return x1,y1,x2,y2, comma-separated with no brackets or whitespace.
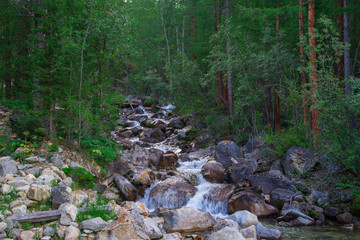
208,227,245,240
215,140,243,169
270,188,295,209
161,207,217,233
282,147,317,177
228,210,259,228
248,170,295,194
52,186,72,209
228,160,257,183
0,160,17,177
82,217,108,232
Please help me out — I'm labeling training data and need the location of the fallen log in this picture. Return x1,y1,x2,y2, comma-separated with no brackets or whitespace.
9,210,61,223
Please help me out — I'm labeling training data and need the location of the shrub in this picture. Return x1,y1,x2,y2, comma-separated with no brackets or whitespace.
63,166,94,189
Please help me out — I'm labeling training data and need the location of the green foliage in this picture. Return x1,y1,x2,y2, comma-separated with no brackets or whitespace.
77,196,117,222
81,136,122,166
264,125,311,158
0,189,17,214
63,166,94,189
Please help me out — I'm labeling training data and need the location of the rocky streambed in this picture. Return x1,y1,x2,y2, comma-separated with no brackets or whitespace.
1,99,360,240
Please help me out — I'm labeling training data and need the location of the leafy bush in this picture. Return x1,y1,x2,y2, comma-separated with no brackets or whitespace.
264,124,311,158
63,166,94,189
81,136,122,166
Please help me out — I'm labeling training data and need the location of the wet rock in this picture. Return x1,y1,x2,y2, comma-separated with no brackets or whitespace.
150,176,196,208
207,184,236,203
96,214,150,240
247,170,295,194
228,160,257,183
340,188,354,202
52,186,72,209
270,188,294,209
215,140,243,169
168,117,184,129
208,227,245,240
324,207,343,218
227,191,278,216
161,207,216,233
159,151,178,170
336,212,354,224
59,203,78,226
255,223,282,240
0,160,17,177
201,161,225,183
82,217,108,232
289,216,315,226
277,204,314,222
114,174,137,201
27,184,51,202
65,226,80,240
228,210,259,228
282,147,318,177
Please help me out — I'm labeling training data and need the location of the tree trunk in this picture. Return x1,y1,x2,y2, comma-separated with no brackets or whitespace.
337,0,344,82
225,0,233,120
309,0,319,139
160,12,170,64
344,0,351,95
158,0,162,76
274,1,281,132
299,0,308,126
182,16,185,53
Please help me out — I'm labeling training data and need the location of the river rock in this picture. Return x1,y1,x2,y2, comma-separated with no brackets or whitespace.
65,226,80,240
159,151,178,170
336,212,354,224
161,233,183,240
201,161,225,183
255,223,282,240
109,161,132,176
277,203,314,222
228,160,257,183
0,160,17,177
122,201,150,216
248,170,295,194
27,184,51,201
289,217,315,226
215,140,243,169
43,226,55,237
168,117,184,129
96,214,150,240
131,168,156,186
192,133,214,148
282,147,318,177
227,191,278,216
150,176,196,208
130,210,162,239
52,186,72,209
148,148,163,167
306,190,329,206
206,184,236,203
208,227,245,240
324,207,343,217
51,156,64,169
114,174,137,201
228,210,259,228
270,188,294,209
161,207,216,233
141,128,166,143
213,219,239,232
59,203,78,226
82,217,108,232
240,225,257,239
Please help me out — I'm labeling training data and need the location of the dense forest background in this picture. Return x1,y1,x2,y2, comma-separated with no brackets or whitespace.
1,0,360,196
